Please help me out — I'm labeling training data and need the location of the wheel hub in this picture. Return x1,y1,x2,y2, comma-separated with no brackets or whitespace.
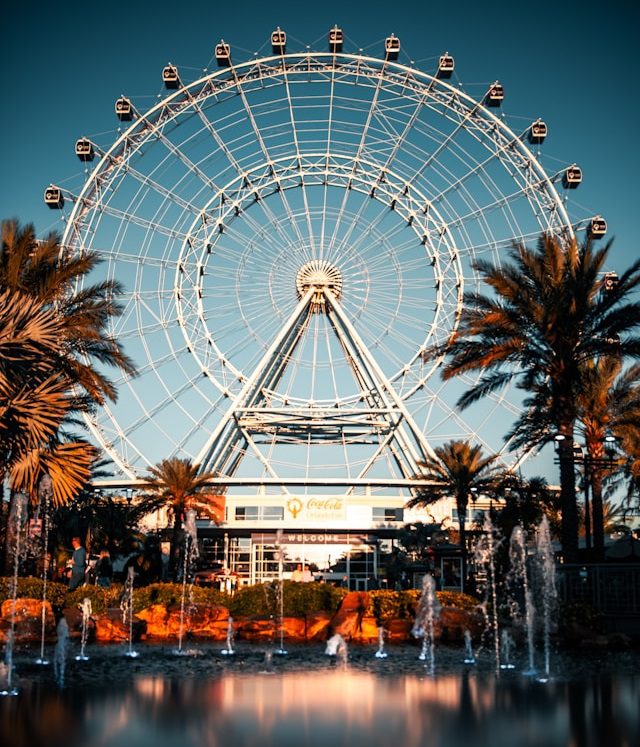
296,260,343,309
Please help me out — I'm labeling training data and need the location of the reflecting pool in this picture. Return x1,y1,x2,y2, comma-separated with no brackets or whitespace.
1,644,638,747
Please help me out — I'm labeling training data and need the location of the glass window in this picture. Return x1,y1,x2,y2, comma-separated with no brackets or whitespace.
372,507,403,522
235,506,283,521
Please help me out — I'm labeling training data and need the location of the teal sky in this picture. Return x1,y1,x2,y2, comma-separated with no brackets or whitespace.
2,0,638,483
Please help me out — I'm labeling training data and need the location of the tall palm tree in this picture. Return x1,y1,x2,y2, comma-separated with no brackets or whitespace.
0,219,135,570
142,457,220,579
406,440,504,589
440,234,640,562
0,219,135,476
577,359,640,558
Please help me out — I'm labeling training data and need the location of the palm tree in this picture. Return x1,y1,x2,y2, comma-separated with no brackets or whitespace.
406,440,505,589
611,418,640,511
0,220,135,478
142,457,220,579
440,234,640,562
0,218,136,570
577,359,640,558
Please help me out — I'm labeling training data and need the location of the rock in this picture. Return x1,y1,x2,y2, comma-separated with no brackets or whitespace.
280,617,306,643
136,604,171,638
94,608,147,643
137,603,229,639
353,616,380,644
187,604,229,639
387,619,412,642
329,591,370,640
62,605,96,641
437,606,483,642
306,612,331,642
235,617,277,642
0,598,56,644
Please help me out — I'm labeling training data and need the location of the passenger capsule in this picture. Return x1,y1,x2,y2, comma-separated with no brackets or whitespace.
485,82,504,107
588,216,607,239
162,65,180,89
75,138,94,162
215,41,231,66
602,271,619,292
271,27,286,54
562,164,582,189
384,34,400,60
528,119,547,145
44,185,64,209
437,53,455,78
328,26,343,53
115,97,133,121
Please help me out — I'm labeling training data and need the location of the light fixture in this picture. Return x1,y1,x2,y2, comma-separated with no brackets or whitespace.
554,433,566,441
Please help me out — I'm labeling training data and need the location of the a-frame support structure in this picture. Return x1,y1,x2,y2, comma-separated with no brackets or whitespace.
196,269,436,493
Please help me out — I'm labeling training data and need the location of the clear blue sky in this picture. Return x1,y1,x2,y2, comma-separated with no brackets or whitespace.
2,0,638,483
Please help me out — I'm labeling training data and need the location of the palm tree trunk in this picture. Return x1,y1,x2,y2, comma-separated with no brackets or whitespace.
169,508,183,581
457,499,468,591
590,469,605,561
558,434,579,563
2,489,16,575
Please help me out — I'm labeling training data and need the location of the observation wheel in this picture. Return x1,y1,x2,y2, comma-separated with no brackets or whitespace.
49,30,586,493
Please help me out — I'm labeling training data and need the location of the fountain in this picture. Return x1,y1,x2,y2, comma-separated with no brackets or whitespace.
411,573,441,675
508,525,536,675
175,509,198,655
325,634,348,666
221,616,235,656
374,626,388,658
536,516,557,681
261,648,274,673
75,597,92,661
35,474,52,666
0,631,17,696
273,530,288,655
1,492,27,695
463,629,476,665
473,514,502,673
121,566,139,658
53,618,69,688
499,629,516,670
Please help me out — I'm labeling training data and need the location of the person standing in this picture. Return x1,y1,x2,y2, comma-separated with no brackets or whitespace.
95,548,113,588
68,536,87,591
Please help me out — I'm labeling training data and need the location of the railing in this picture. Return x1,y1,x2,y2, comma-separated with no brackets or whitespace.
556,564,640,617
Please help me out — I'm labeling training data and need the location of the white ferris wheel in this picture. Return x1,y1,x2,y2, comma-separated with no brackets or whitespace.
46,27,601,497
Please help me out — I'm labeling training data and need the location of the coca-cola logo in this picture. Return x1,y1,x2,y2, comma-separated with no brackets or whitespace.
306,498,343,511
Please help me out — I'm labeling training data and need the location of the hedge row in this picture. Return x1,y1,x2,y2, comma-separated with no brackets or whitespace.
0,577,477,618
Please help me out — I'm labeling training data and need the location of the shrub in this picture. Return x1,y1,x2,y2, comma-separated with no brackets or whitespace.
436,590,480,610
65,584,125,614
0,576,68,609
229,581,347,618
132,583,229,613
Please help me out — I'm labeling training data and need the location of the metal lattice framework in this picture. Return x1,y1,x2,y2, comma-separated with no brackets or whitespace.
51,40,583,495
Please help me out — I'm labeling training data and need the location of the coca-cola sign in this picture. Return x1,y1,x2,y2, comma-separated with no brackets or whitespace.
285,496,346,521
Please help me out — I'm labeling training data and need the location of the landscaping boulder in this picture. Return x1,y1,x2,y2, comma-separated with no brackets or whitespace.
329,591,369,640
0,598,55,644
94,607,147,643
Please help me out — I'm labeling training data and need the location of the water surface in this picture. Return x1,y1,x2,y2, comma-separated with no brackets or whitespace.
1,643,638,747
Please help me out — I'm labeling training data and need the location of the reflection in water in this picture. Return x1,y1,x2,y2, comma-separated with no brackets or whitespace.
1,650,639,747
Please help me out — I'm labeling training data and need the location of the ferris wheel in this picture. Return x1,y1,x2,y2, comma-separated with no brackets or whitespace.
46,27,599,494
